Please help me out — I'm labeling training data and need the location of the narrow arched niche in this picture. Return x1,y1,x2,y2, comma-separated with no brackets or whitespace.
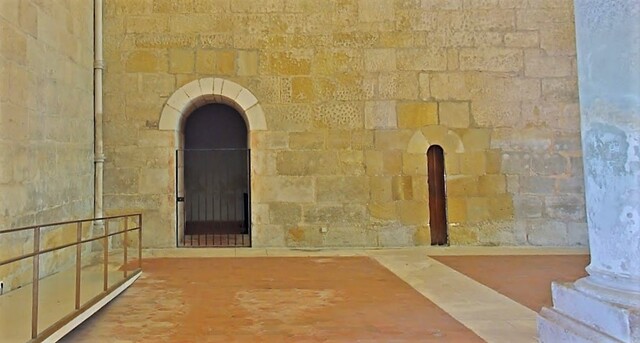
427,145,448,245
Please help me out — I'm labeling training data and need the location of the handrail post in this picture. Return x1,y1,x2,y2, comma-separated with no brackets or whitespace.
123,217,128,278
103,220,109,292
31,227,40,339
75,222,82,310
138,214,142,269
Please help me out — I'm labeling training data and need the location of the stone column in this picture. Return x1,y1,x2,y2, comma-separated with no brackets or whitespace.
537,1,640,342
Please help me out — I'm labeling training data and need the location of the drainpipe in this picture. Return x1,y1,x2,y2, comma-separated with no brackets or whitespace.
94,0,104,223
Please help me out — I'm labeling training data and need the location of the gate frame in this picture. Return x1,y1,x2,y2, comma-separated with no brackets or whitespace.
159,78,266,246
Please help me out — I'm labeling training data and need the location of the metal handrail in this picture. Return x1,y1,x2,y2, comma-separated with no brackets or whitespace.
0,213,143,342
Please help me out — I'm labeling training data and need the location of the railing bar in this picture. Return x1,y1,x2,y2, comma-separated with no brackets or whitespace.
75,222,82,310
138,214,142,269
124,218,128,278
35,269,142,341
31,227,40,339
103,221,109,292
0,227,143,267
0,214,140,234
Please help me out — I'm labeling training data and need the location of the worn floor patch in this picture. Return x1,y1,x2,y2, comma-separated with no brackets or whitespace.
62,257,482,342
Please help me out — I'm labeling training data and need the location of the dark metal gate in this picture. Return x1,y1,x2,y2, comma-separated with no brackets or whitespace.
177,149,251,247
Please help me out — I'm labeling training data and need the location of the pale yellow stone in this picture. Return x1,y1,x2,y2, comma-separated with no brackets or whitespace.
365,151,384,176
504,31,539,48
397,201,428,225
358,0,394,22
269,203,302,225
365,101,397,129
288,131,325,150
327,130,352,149
291,77,315,101
379,72,419,99
253,176,314,203
369,202,397,220
263,51,312,75
276,151,338,175
402,153,427,175
196,49,235,75
460,152,487,175
397,102,438,128
374,130,414,151
237,50,258,76
364,48,396,72
316,177,369,203
370,176,393,202
169,49,194,73
383,151,402,175
447,197,467,223
392,176,413,200
461,129,492,151
397,48,447,71
126,50,166,72
439,102,470,128
478,174,507,195
459,48,523,72
524,49,573,77
449,225,479,245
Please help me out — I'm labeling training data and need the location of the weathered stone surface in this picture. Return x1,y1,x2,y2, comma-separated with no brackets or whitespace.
397,102,438,128
316,177,369,203
439,102,470,128
0,0,582,262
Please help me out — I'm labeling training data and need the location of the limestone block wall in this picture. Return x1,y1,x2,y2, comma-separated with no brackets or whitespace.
103,0,585,248
0,1,95,290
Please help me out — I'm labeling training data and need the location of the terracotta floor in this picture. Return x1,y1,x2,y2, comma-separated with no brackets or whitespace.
62,257,483,342
431,255,590,311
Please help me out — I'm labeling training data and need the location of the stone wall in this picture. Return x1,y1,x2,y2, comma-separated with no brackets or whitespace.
0,0,95,290
103,0,585,248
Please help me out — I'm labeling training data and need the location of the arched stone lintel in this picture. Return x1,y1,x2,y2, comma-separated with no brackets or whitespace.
407,125,464,154
158,78,267,132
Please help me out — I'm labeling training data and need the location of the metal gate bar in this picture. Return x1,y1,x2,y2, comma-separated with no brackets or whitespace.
178,149,251,247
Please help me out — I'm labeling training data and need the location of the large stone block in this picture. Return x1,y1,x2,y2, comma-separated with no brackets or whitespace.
288,131,325,150
397,200,428,225
524,49,574,78
374,130,414,150
364,48,396,72
276,151,339,175
365,100,397,129
397,102,438,128
369,202,397,221
126,50,167,72
269,203,302,225
439,102,470,129
392,176,413,200
303,204,368,224
252,176,314,203
316,177,369,203
378,224,415,247
459,48,523,73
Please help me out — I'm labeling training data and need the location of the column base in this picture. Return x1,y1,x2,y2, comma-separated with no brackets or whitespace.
538,280,640,342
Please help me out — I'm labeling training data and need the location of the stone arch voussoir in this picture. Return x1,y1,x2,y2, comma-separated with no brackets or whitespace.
406,125,464,154
158,78,267,132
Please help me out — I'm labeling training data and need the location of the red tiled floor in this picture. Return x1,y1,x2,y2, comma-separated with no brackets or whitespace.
431,254,590,311
62,257,482,342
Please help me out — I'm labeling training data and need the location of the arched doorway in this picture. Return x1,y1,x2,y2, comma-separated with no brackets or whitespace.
427,145,448,245
180,104,250,247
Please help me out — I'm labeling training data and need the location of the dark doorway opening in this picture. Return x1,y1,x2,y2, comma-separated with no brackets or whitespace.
179,104,251,247
427,145,448,245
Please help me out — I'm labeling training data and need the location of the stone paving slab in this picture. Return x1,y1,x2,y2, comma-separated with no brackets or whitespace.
431,255,589,311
